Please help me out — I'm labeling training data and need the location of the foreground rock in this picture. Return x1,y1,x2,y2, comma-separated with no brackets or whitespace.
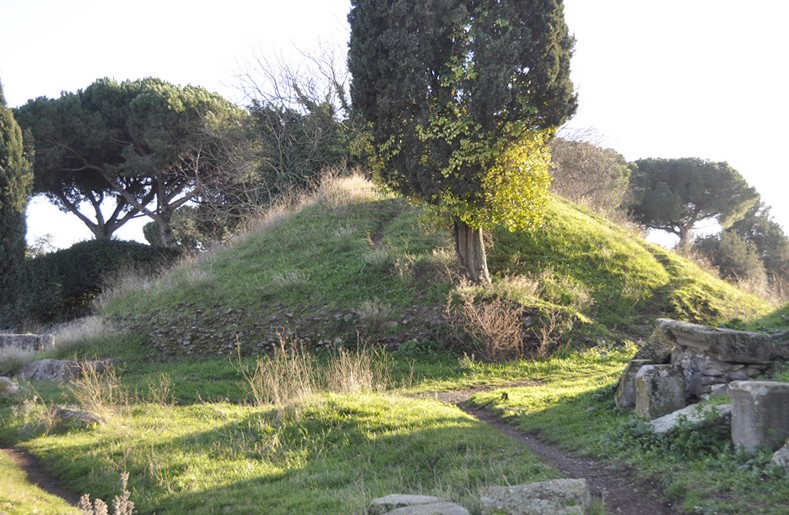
17,359,112,383
634,365,685,419
368,495,468,515
50,405,103,430
729,381,789,452
649,402,732,435
0,376,21,397
770,441,789,468
479,479,591,515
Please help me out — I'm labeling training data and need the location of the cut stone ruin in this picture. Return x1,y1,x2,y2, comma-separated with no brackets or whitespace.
368,479,592,515
0,333,55,352
615,319,789,461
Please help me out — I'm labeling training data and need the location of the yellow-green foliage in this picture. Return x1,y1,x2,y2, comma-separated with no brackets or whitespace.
458,130,553,231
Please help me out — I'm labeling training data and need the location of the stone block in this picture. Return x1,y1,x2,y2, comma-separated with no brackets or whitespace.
480,479,591,515
649,403,731,435
614,359,652,409
635,365,686,419
385,502,470,515
729,381,789,452
0,376,21,398
368,495,443,515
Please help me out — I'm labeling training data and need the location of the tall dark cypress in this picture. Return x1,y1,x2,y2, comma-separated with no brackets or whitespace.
349,0,577,282
0,80,33,310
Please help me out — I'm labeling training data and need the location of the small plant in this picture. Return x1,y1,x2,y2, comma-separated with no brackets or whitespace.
355,298,393,328
237,338,316,406
269,270,309,290
324,343,393,393
448,290,525,361
67,363,128,419
78,471,135,515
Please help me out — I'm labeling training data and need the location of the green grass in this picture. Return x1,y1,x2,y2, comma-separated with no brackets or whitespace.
2,390,558,514
2,175,784,513
0,449,78,514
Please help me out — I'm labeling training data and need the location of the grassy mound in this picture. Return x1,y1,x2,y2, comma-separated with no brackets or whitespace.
100,175,772,358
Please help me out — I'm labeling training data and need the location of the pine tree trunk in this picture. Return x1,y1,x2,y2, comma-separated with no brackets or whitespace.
454,219,491,284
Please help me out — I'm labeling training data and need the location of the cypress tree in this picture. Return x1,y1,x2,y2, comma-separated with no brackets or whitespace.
0,80,33,311
349,0,576,282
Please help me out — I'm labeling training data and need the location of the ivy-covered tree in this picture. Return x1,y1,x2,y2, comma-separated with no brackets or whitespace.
630,158,759,249
0,80,33,311
15,78,247,247
348,0,577,283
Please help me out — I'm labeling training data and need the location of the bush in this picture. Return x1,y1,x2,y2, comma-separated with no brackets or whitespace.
12,239,181,327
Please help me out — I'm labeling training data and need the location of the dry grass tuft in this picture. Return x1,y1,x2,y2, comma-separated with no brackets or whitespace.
236,336,394,406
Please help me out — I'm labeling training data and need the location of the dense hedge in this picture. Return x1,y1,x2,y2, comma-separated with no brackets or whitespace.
8,239,181,327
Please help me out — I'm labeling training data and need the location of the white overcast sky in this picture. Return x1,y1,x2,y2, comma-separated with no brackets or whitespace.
0,0,786,248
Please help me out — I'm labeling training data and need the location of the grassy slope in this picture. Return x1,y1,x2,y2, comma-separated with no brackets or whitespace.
103,176,772,356
2,176,785,514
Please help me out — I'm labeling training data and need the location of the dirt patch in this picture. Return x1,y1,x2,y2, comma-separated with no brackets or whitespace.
1,446,80,506
429,387,680,514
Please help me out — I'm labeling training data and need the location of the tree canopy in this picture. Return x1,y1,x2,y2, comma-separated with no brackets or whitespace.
629,157,759,248
15,78,246,246
0,79,33,312
348,0,576,282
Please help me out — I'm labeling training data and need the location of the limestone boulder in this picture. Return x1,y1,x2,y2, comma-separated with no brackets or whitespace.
0,376,21,398
729,381,789,452
479,479,591,515
368,495,444,515
614,359,652,409
50,405,103,429
770,440,789,468
649,402,731,435
18,359,112,383
384,502,470,515
635,365,686,419
657,319,773,364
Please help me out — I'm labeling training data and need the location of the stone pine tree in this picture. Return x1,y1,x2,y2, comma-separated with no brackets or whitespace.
0,80,33,310
630,158,759,249
348,0,577,283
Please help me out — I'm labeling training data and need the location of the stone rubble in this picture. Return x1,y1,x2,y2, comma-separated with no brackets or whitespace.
370,479,592,515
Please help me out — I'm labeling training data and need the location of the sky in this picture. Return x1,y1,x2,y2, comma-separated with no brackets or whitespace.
1,0,787,249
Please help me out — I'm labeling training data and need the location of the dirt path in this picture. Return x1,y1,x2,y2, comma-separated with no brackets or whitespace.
1,446,81,507
427,389,679,514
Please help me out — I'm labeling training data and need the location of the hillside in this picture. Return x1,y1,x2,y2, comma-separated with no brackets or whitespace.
102,175,773,358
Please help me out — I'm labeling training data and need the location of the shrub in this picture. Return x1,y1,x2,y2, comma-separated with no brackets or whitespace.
13,239,181,326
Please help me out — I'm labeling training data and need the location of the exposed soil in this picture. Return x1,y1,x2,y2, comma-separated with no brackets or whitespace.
1,446,81,506
428,388,680,514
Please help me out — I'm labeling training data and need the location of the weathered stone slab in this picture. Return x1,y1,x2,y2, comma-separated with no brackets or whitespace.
17,359,112,383
657,319,773,363
368,495,443,515
649,403,731,435
635,364,686,419
50,405,103,429
729,381,789,452
385,501,470,515
0,376,21,398
614,359,652,409
479,479,591,515
0,333,55,352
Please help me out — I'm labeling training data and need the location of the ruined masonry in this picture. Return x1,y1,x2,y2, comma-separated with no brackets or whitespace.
616,318,789,458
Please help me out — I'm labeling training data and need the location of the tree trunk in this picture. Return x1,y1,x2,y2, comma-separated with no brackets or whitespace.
454,219,491,284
